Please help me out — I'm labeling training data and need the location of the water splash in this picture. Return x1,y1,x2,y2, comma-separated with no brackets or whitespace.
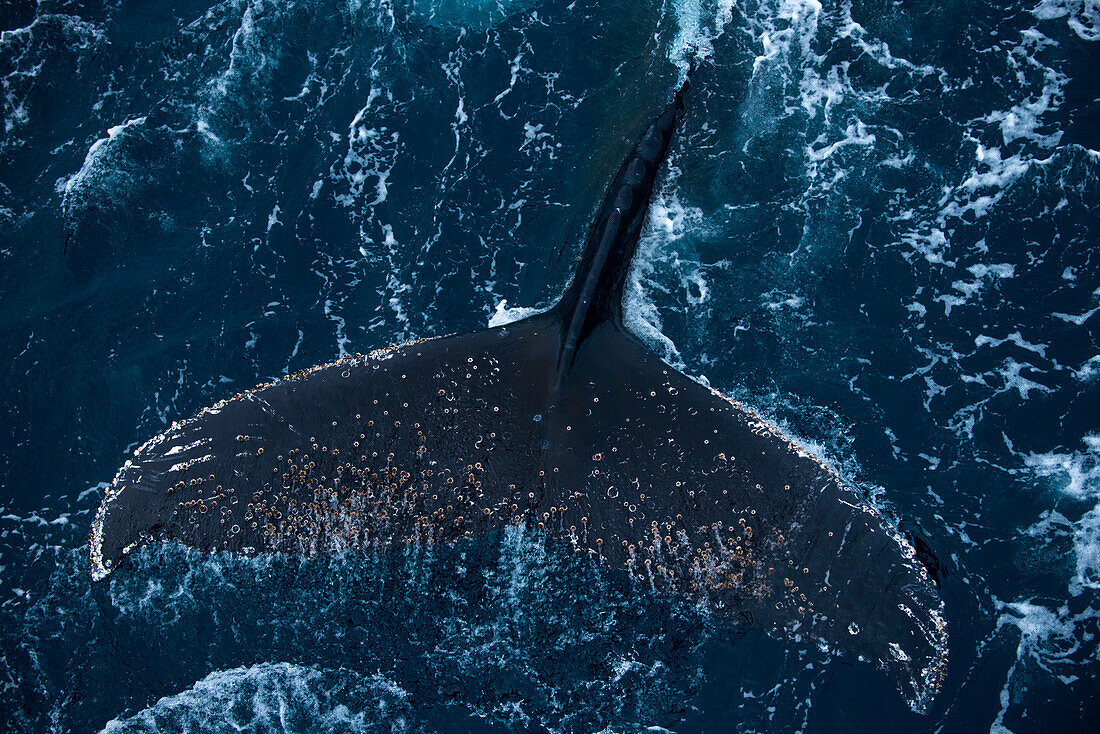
666,0,737,81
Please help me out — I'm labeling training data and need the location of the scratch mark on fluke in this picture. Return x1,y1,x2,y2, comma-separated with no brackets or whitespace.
90,80,946,711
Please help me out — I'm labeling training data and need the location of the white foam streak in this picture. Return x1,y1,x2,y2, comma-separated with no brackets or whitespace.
995,425,1100,729
1033,0,1100,42
667,0,737,79
100,663,411,733
488,299,544,327
62,117,147,201
901,25,1066,266
1023,436,1100,593
1,15,105,141
197,0,273,136
748,0,823,76
404,0,539,31
806,118,874,162
623,188,708,372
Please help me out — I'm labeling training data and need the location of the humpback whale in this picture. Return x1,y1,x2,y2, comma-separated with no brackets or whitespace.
90,84,947,710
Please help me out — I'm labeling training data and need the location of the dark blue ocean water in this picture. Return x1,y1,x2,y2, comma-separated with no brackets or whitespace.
1,0,1098,731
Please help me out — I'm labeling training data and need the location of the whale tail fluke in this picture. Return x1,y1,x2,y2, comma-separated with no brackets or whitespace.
90,82,946,710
